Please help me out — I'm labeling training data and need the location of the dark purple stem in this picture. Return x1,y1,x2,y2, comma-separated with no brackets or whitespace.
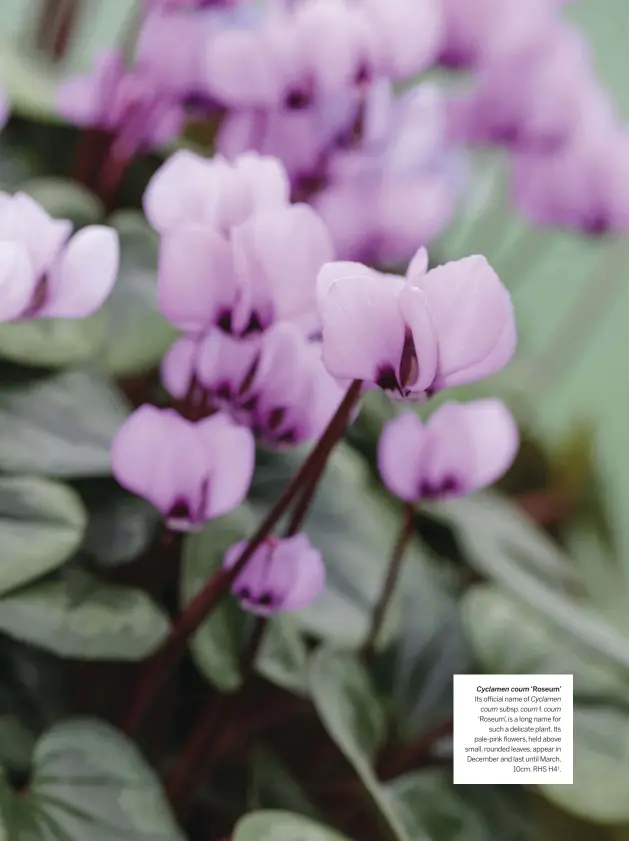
121,379,363,736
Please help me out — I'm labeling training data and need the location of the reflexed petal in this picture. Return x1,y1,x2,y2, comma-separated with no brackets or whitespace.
279,535,326,611
40,225,119,318
143,149,218,233
110,405,209,522
233,152,290,213
420,255,515,389
236,204,334,333
157,224,235,332
161,336,197,399
319,273,405,381
0,243,37,322
406,246,429,284
196,330,262,399
378,411,425,502
366,0,443,78
316,259,379,312
396,284,439,393
422,402,475,493
0,192,71,276
196,413,255,518
462,399,519,489
204,27,282,107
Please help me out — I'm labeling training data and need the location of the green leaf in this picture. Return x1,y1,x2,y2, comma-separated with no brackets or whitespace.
309,649,417,841
99,211,179,376
0,718,185,840
256,614,309,696
0,368,129,477
386,770,538,841
462,585,629,823
80,481,160,567
0,476,87,597
182,507,309,694
234,810,353,841
426,493,577,590
0,575,170,660
0,313,106,368
19,177,104,226
250,750,321,820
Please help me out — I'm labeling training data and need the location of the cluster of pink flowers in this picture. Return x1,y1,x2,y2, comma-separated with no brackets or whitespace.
442,0,629,235
106,149,518,616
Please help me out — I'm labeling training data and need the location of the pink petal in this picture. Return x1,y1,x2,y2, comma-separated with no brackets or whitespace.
422,402,475,493
234,204,334,334
378,411,426,502
57,76,100,126
40,226,119,318
161,336,197,399
232,152,290,213
0,86,9,130
196,330,262,400
419,255,516,390
0,243,37,322
279,535,326,611
157,224,235,332
111,405,209,523
316,259,378,313
462,399,519,490
396,284,439,393
319,273,406,382
406,247,429,284
366,0,443,78
143,150,218,234
196,413,255,518
0,192,71,277
204,27,282,107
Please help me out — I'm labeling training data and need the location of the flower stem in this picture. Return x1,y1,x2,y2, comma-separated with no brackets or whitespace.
362,502,414,658
166,617,267,812
121,379,363,736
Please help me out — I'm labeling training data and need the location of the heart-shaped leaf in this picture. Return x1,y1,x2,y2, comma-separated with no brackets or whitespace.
0,476,86,597
0,575,170,660
0,368,129,477
0,718,185,840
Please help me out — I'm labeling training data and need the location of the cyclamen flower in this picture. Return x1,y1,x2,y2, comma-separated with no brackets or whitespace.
111,406,254,531
447,25,603,153
317,247,515,399
143,149,290,236
0,192,119,322
313,82,465,264
437,0,556,70
162,324,345,447
223,534,325,616
156,201,333,336
511,119,629,235
378,401,518,502
57,49,184,158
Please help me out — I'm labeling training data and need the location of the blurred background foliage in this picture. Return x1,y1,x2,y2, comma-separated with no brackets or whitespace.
0,2,628,841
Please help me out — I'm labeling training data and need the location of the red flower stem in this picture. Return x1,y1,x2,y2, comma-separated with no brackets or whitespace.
166,617,267,811
121,379,363,736
362,502,415,658
97,150,132,215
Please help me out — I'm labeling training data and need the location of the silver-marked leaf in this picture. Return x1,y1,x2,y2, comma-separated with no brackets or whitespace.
0,476,87,597
0,718,185,840
0,369,130,477
0,576,170,660
309,649,419,841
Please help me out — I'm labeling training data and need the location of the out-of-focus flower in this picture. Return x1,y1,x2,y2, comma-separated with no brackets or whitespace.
511,119,629,235
437,0,556,70
314,82,465,264
0,192,119,322
0,86,9,131
162,324,344,447
447,24,602,153
57,49,184,158
362,0,443,80
378,400,519,502
223,534,325,615
157,202,333,335
143,149,290,236
317,247,515,399
111,406,254,531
